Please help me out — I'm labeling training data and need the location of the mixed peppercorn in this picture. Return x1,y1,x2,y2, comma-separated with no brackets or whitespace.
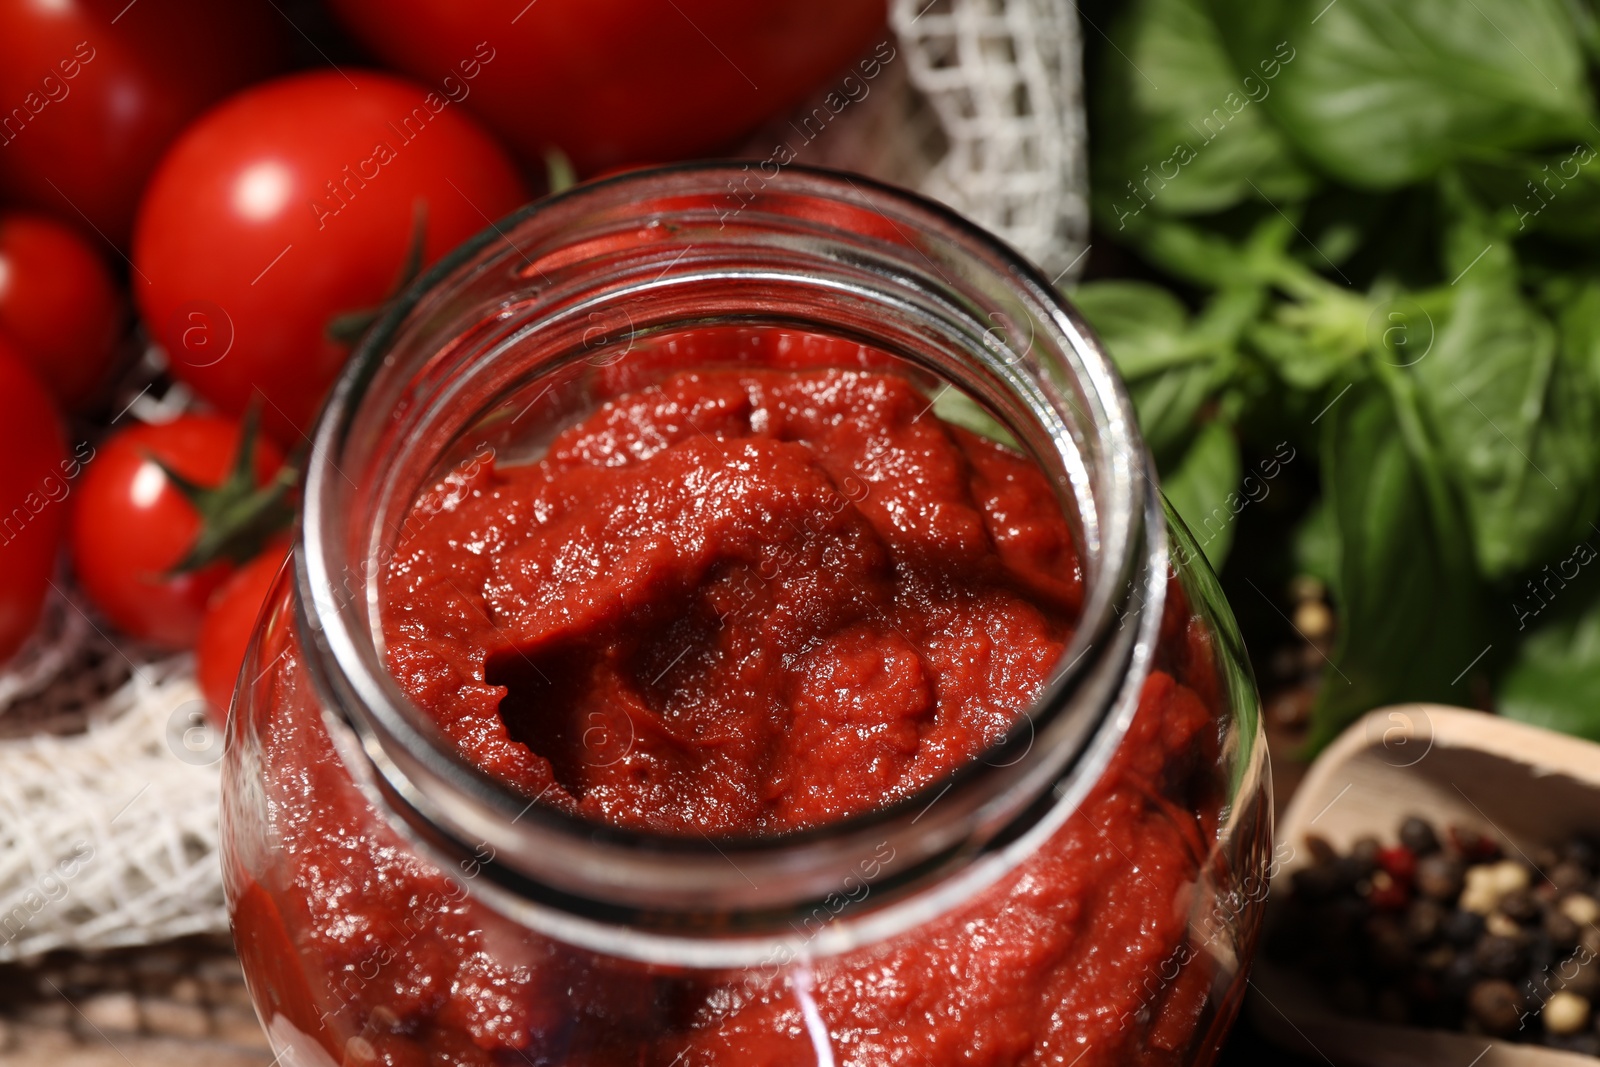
1268,817,1600,1053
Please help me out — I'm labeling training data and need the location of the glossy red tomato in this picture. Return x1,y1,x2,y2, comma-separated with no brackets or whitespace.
134,70,529,442
197,542,287,722
0,0,291,246
326,0,890,175
70,415,285,650
0,213,122,409
0,343,70,662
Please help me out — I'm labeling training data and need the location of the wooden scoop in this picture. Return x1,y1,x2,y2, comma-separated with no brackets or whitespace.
1251,704,1600,1066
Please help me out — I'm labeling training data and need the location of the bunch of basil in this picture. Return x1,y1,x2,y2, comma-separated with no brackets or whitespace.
1077,0,1600,747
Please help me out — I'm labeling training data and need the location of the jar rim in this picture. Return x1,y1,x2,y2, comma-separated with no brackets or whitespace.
294,163,1170,965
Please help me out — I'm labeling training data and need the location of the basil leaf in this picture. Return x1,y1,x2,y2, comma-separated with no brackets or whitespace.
1412,252,1600,579
1207,0,1594,189
1093,0,1313,227
1498,567,1600,741
1161,418,1243,569
1310,380,1483,750
1075,280,1262,463
1071,281,1202,378
1462,148,1600,241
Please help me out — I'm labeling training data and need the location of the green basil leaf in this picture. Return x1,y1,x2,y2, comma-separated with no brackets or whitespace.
1412,255,1600,579
1128,367,1215,463
1206,0,1594,189
1071,281,1200,378
1160,418,1243,569
1309,381,1483,750
1075,280,1259,462
1558,276,1600,391
1093,0,1314,226
1499,573,1600,741
1462,147,1600,241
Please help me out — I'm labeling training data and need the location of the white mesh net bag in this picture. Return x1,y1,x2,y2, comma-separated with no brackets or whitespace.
0,0,1088,960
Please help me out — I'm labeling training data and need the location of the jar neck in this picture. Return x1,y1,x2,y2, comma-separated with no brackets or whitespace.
294,164,1168,966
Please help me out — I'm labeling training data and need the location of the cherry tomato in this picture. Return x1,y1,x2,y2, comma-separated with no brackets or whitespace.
134,70,528,442
325,0,890,175
70,415,285,649
197,543,288,722
0,213,123,409
0,343,70,662
0,0,291,246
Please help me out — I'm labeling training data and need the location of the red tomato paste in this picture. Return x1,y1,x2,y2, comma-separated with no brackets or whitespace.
236,364,1225,1066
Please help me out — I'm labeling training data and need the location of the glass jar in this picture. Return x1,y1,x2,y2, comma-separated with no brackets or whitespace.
221,164,1270,1067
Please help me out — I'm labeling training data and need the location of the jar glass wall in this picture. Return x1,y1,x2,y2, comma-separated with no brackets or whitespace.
220,165,1270,1067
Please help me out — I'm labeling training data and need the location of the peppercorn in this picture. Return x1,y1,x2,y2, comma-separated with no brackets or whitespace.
1561,893,1600,927
1368,869,1409,911
1442,951,1479,999
1544,990,1591,1035
1525,931,1557,979
1467,979,1524,1036
1450,827,1501,863
1416,853,1464,902
1350,836,1382,877
1565,954,1600,999
1378,845,1417,885
1399,816,1441,856
1499,888,1539,923
1367,914,1413,972
1405,899,1444,945
1550,862,1590,894
1303,833,1337,866
1473,934,1527,979
1563,837,1598,873
1531,844,1562,874
1545,908,1581,949
1443,909,1486,947
1292,862,1343,901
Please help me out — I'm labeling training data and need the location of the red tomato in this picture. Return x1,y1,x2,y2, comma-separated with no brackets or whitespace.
134,70,528,442
0,213,122,408
0,0,291,246
325,0,890,175
198,542,288,722
0,343,70,662
70,415,285,649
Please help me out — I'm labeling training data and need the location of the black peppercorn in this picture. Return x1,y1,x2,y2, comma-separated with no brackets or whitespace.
1416,853,1464,902
1367,915,1413,972
1350,836,1382,877
1399,816,1441,856
1500,888,1540,923
1442,951,1479,999
1563,837,1598,873
1405,899,1444,945
1443,909,1486,947
1473,934,1527,979
1304,833,1337,866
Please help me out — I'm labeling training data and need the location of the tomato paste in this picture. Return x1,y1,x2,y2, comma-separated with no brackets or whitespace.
238,363,1226,1066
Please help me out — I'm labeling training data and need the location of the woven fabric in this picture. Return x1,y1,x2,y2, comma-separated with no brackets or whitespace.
0,597,224,962
891,0,1089,282
0,0,1088,959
